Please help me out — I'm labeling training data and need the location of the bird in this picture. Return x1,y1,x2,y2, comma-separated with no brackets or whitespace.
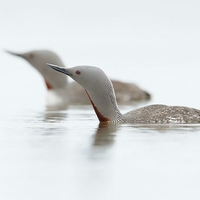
6,49,151,108
6,50,69,110
47,64,200,124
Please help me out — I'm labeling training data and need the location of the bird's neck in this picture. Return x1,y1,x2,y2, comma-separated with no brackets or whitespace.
45,80,53,90
85,85,123,123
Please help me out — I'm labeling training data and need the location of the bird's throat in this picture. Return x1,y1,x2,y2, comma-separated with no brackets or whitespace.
45,80,53,90
85,90,110,122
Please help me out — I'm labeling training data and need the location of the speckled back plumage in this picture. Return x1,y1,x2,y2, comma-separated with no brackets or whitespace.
123,104,200,124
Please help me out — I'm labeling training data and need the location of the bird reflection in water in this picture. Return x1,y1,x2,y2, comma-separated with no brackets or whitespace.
44,106,67,123
92,123,119,147
123,124,200,133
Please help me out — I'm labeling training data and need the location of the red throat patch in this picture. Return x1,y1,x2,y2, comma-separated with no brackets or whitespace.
45,80,53,90
85,90,110,122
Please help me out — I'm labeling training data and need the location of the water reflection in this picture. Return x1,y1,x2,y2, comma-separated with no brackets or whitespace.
92,123,119,147
44,104,67,122
43,110,67,123
125,124,200,133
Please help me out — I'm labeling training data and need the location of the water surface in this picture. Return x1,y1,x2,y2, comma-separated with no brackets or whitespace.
1,104,200,200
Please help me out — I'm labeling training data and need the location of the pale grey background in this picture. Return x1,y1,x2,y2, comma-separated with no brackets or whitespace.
1,0,200,107
1,1,200,200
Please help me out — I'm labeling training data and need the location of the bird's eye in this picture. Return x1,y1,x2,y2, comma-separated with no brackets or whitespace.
29,53,34,59
76,70,81,75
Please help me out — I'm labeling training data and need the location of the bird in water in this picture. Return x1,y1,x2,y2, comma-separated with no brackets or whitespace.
47,64,200,124
6,50,151,109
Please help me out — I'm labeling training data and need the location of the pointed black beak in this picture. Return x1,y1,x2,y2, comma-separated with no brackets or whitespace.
46,63,72,76
5,50,24,58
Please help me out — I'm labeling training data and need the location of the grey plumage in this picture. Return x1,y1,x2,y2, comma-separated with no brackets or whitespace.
47,64,200,124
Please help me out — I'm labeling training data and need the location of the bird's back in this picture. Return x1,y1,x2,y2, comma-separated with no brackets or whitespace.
123,104,200,124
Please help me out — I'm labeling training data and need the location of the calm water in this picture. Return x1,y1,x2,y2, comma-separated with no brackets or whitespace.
1,0,200,198
1,58,200,200
1,102,200,200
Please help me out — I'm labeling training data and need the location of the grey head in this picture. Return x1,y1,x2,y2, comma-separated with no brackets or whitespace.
47,64,113,93
6,50,67,90
47,64,123,122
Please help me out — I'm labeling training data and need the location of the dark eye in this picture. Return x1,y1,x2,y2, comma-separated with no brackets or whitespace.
29,53,34,59
76,70,81,75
